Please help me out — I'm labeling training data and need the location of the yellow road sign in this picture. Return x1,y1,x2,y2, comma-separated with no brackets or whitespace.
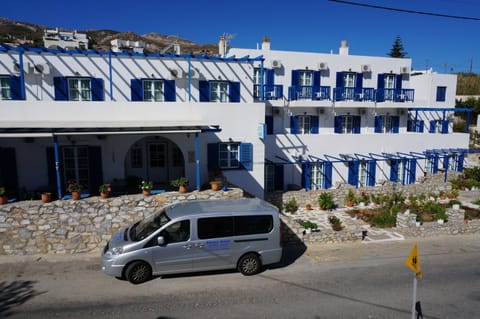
405,244,422,279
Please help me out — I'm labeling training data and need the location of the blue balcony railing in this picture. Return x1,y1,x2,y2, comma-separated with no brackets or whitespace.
288,85,331,101
333,87,376,102
254,84,284,100
376,88,414,102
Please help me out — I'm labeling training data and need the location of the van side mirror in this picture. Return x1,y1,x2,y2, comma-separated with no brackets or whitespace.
157,236,165,246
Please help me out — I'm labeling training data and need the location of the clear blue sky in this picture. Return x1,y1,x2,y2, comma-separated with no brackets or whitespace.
3,0,480,73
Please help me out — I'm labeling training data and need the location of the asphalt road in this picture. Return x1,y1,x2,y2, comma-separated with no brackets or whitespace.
1,234,479,319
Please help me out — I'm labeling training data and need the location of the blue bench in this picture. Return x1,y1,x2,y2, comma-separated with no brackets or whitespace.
150,189,165,195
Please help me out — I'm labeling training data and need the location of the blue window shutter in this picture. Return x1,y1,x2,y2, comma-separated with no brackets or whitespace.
443,155,449,171
348,161,359,186
274,164,284,191
207,143,219,170
335,72,344,101
313,71,321,96
311,116,319,134
130,79,143,101
392,116,400,133
199,80,210,102
355,73,363,90
436,87,446,101
334,116,342,133
367,160,376,186
164,79,176,101
429,120,436,133
374,116,382,133
458,154,464,172
322,162,333,189
265,116,273,135
390,160,398,182
54,77,68,101
419,120,425,132
91,78,104,101
433,155,439,173
441,120,449,134
376,74,385,102
291,70,300,86
408,159,417,184
396,74,403,89
301,162,310,190
353,116,361,134
9,75,22,100
290,116,299,134
229,81,240,102
239,143,253,171
265,69,274,86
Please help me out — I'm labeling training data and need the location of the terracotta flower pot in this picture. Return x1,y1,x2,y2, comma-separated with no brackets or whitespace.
72,191,81,200
100,192,109,199
41,193,51,203
0,196,7,205
210,181,222,191
143,189,151,197
178,185,187,193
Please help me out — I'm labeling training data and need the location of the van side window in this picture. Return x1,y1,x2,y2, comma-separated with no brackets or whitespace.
234,215,273,235
161,220,190,243
198,217,234,239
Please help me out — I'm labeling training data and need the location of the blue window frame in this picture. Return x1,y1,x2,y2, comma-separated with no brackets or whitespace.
207,142,253,171
199,80,240,102
290,115,319,134
131,78,175,102
334,115,360,134
54,77,104,101
436,86,447,102
374,115,400,133
0,75,22,100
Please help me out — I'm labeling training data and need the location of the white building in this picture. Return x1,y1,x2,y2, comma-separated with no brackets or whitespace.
43,28,89,50
0,36,471,201
110,39,145,53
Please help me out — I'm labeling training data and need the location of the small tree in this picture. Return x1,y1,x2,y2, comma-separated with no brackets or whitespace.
387,35,408,58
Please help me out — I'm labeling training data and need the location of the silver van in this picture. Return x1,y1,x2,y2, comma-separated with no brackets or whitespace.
101,198,283,284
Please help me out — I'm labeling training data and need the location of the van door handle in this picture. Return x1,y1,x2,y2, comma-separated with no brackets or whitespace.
183,244,193,250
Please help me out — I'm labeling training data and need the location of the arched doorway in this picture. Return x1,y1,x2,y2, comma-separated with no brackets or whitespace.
125,136,185,186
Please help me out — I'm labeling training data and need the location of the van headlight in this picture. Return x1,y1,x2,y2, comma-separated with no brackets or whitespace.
106,247,123,256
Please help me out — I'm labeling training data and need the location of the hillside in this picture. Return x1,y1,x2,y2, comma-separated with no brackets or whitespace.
0,17,218,55
457,73,480,95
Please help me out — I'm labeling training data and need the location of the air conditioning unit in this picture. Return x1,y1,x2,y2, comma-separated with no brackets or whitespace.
361,64,371,73
400,66,410,74
33,63,51,75
317,62,328,71
13,62,33,74
189,68,200,79
271,60,282,69
170,68,183,79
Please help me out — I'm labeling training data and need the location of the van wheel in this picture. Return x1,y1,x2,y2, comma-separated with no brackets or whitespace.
125,261,152,284
238,253,262,276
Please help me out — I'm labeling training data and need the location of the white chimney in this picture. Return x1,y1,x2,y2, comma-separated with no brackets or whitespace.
261,36,270,51
219,36,226,57
339,40,349,55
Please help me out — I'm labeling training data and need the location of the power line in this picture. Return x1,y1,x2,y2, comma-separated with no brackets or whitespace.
329,0,480,21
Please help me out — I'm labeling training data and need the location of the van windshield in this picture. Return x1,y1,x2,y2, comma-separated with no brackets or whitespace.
130,209,170,241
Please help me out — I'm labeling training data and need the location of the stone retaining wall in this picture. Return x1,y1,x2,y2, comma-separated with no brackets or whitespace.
266,173,460,210
0,189,243,256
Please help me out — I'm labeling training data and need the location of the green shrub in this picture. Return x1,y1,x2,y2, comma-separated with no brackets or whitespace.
299,220,318,229
284,198,298,213
318,192,335,210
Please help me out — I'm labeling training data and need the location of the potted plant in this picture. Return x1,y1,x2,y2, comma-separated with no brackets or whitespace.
99,183,111,199
140,181,153,196
328,215,342,231
209,167,224,191
345,189,356,207
305,203,313,211
41,192,52,203
66,180,83,200
317,192,335,210
438,190,446,200
284,198,298,214
170,177,189,193
0,187,7,205
299,220,318,234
